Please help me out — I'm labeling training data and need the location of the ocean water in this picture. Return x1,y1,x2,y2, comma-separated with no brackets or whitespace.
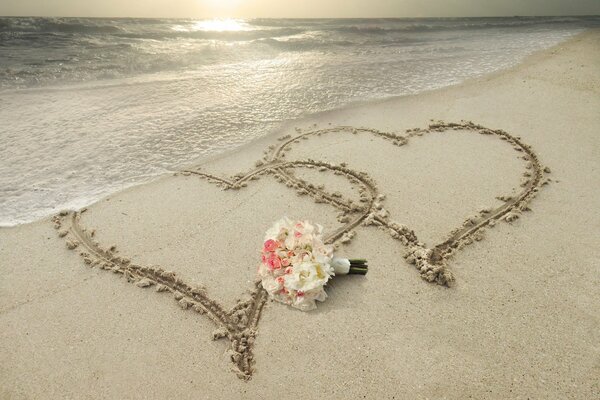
1,16,598,226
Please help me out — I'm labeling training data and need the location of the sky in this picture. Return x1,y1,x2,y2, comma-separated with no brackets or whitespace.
0,0,599,18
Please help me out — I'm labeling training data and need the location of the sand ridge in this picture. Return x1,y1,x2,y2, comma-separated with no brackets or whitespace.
52,121,550,380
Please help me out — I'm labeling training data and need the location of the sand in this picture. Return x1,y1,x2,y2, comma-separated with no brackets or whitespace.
1,29,599,399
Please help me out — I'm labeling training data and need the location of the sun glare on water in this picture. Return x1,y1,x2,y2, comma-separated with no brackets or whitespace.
191,19,250,32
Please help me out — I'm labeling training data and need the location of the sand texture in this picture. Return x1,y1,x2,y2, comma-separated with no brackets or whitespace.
1,30,599,399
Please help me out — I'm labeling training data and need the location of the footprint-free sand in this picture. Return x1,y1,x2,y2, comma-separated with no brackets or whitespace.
1,30,599,399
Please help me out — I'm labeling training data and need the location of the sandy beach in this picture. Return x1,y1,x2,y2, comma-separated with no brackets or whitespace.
1,28,599,399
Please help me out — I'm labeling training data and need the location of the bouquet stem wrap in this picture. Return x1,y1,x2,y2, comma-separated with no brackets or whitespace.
331,258,368,275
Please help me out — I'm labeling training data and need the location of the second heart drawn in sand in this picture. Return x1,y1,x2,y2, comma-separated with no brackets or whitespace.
52,121,551,380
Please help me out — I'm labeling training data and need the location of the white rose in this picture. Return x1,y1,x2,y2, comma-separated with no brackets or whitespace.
312,242,334,259
284,233,297,250
261,276,282,294
264,217,294,241
285,260,332,293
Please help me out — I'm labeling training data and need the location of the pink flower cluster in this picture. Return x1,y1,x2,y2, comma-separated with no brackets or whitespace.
261,239,292,271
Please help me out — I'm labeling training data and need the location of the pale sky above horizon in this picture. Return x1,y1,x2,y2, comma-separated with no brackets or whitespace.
1,0,599,19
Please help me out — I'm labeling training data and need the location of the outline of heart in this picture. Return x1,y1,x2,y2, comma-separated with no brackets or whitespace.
52,121,549,380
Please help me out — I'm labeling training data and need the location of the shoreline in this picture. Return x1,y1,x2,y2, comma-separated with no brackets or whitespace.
1,28,592,229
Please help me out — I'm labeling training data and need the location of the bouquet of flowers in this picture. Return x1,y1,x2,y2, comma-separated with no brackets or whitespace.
258,217,368,311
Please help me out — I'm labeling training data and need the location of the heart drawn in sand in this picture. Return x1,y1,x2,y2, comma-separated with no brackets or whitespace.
52,121,550,380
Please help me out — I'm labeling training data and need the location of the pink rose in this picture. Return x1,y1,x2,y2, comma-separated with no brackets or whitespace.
267,254,282,270
263,239,279,253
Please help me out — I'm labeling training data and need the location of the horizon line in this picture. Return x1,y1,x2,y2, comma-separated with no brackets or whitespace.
1,14,599,19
